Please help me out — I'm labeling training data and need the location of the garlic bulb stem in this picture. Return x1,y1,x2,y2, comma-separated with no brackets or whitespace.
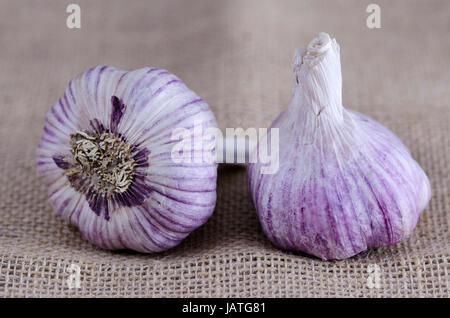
304,32,332,62
292,32,343,127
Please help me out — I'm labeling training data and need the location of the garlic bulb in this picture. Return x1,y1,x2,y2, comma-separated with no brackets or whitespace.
36,66,218,252
247,33,431,260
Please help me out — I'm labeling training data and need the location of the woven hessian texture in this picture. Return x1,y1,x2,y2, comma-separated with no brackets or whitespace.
0,0,449,297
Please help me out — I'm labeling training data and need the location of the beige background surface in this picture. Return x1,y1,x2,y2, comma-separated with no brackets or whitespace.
0,0,449,297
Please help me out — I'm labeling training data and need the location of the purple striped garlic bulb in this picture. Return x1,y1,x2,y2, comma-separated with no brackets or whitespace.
247,33,431,260
37,66,218,252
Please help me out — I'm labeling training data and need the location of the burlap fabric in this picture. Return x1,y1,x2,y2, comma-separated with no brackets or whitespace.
0,0,448,297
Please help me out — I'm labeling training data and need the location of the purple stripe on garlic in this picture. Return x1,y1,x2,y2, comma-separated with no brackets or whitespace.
247,32,431,260
37,66,218,253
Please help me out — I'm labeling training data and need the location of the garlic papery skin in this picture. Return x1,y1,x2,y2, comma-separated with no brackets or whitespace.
36,66,218,253
247,33,431,260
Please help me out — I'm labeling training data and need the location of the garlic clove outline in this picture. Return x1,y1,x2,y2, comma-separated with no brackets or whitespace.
247,33,431,260
37,66,218,253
